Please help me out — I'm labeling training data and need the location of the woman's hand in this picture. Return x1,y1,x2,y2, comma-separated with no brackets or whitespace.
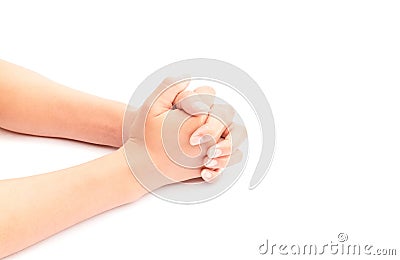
123,77,247,190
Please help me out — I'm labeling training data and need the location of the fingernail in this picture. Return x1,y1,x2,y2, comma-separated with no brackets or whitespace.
202,170,213,180
206,159,218,168
201,170,210,181
199,135,213,144
190,135,202,145
208,147,222,158
192,101,209,112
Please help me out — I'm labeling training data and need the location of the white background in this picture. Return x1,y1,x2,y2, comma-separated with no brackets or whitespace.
1,0,399,259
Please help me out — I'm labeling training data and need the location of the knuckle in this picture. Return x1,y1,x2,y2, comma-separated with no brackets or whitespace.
195,86,216,95
211,104,235,123
161,77,176,86
220,104,235,122
236,124,248,137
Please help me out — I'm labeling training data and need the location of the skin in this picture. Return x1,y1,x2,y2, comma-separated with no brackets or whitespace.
0,60,246,258
0,60,126,147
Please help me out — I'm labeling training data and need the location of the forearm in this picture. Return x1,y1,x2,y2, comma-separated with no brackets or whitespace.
0,149,147,258
0,59,127,147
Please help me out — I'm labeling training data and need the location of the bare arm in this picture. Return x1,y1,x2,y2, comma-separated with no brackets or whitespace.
0,149,145,258
0,80,211,258
0,59,126,147
0,64,245,258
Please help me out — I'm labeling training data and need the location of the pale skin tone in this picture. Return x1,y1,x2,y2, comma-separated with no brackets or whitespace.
0,60,246,258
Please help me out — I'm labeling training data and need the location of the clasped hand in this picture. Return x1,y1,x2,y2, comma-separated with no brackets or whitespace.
124,77,247,190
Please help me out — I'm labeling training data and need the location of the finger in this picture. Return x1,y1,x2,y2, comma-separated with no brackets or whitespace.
147,76,190,116
173,90,210,115
207,124,247,158
207,140,230,158
201,168,223,183
193,86,216,108
190,104,235,146
204,150,243,169
190,118,226,146
173,86,216,116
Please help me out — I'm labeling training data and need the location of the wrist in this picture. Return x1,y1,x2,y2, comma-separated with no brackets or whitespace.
121,141,175,193
105,148,149,204
101,100,126,147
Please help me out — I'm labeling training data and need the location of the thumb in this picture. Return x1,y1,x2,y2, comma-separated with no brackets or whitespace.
146,76,190,116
